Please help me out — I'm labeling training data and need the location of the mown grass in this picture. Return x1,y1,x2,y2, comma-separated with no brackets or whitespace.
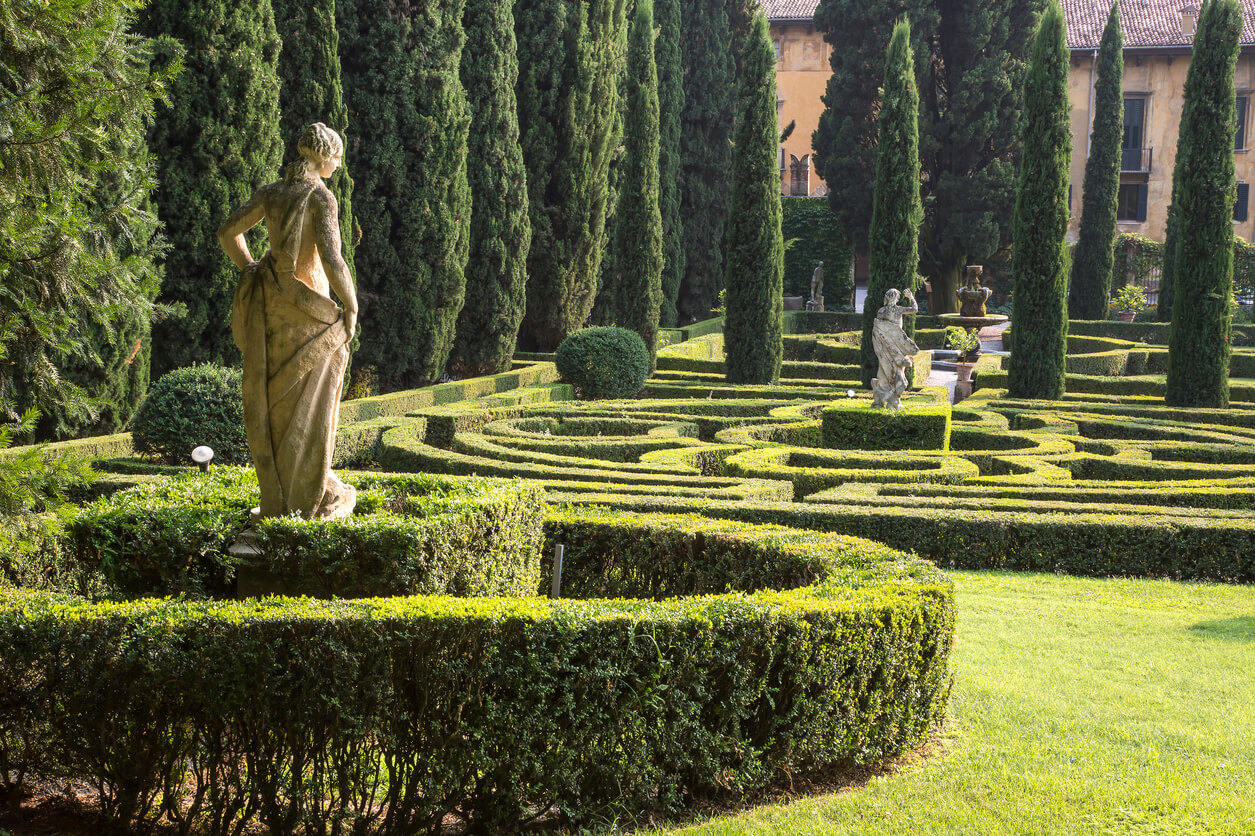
653,571,1255,835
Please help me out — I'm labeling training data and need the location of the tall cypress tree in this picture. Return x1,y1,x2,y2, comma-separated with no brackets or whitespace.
1166,0,1242,408
447,0,531,377
655,0,685,328
272,0,357,284
677,0,736,323
516,0,628,351
861,18,923,389
1069,1,1122,320
339,0,471,391
139,0,284,376
723,11,784,385
1007,1,1071,400
613,0,664,371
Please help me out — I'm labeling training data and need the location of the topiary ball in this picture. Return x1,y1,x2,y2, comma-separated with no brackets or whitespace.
555,326,650,399
131,364,250,464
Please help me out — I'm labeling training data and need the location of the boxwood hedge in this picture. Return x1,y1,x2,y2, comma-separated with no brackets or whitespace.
0,511,954,833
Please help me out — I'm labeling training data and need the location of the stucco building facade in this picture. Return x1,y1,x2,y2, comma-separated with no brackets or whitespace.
768,0,1255,241
1064,0,1255,243
767,0,831,196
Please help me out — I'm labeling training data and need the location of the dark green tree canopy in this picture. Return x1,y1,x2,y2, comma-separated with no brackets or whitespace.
655,0,685,328
140,0,285,376
339,0,471,391
1069,1,1123,321
516,0,628,351
861,17,923,388
1006,0,1071,400
2,0,173,434
813,0,1046,313
1167,0,1242,408
612,0,665,370
723,11,784,385
677,0,736,323
448,0,531,377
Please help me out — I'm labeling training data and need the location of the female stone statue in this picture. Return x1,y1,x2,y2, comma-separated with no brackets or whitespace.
218,122,357,520
871,288,919,409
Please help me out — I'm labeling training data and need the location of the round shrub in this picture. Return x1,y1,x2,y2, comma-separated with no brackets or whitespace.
554,326,650,399
131,364,249,464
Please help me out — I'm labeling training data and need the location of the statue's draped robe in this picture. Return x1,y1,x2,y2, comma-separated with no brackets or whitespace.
232,181,354,519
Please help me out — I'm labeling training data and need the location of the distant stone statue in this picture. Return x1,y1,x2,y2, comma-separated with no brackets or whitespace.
871,288,919,410
956,264,993,317
218,122,357,521
807,261,825,311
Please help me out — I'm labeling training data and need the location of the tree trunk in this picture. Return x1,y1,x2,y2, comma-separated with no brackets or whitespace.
932,254,964,315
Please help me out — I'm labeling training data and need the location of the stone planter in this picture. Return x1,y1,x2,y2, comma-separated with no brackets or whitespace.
1117,310,1137,322
955,362,976,383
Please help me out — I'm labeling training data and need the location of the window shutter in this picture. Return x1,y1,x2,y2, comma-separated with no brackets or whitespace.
1136,184,1149,222
1236,183,1250,222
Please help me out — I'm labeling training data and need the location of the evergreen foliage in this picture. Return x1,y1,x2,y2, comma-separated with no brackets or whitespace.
339,0,472,391
723,12,784,385
139,0,284,376
554,327,651,398
516,0,628,351
1158,205,1180,320
861,19,923,389
655,0,685,328
1069,2,1123,320
677,0,736,322
1166,0,1242,408
1006,1,1071,400
272,0,356,284
447,0,531,377
612,0,665,371
132,364,249,465
813,0,1046,314
1,0,172,435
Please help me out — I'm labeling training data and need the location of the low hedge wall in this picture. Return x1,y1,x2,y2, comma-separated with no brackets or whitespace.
822,401,952,451
0,511,954,833
537,495,1255,582
1067,319,1255,346
64,469,546,600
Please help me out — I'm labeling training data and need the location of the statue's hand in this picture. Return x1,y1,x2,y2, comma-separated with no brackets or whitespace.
343,309,358,342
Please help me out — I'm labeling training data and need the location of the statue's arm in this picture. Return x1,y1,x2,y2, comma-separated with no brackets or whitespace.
312,189,357,337
902,290,919,315
217,192,267,270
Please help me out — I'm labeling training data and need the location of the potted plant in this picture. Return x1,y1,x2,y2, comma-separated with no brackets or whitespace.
944,326,981,382
1111,284,1146,322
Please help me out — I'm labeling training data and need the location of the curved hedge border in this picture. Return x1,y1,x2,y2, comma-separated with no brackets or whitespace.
0,511,954,833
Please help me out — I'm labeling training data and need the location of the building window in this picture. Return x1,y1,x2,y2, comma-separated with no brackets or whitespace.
1236,182,1250,221
778,146,786,172
1117,183,1148,222
1237,96,1249,149
773,39,781,62
1122,96,1146,171
790,154,809,196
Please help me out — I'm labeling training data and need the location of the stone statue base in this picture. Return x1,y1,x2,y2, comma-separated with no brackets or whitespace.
871,376,906,411
806,296,824,312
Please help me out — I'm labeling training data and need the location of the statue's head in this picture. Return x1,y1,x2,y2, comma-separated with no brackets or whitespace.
883,288,901,306
296,123,344,178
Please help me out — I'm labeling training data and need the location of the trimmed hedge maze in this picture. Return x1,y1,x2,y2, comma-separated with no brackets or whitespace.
6,318,1255,831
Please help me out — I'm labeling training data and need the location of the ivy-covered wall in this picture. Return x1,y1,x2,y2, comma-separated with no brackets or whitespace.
781,197,853,305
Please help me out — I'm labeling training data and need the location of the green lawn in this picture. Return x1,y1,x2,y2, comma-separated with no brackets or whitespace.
653,572,1255,835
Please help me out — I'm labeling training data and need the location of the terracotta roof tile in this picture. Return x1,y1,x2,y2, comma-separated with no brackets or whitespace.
1063,0,1255,49
762,0,820,22
763,0,1255,48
